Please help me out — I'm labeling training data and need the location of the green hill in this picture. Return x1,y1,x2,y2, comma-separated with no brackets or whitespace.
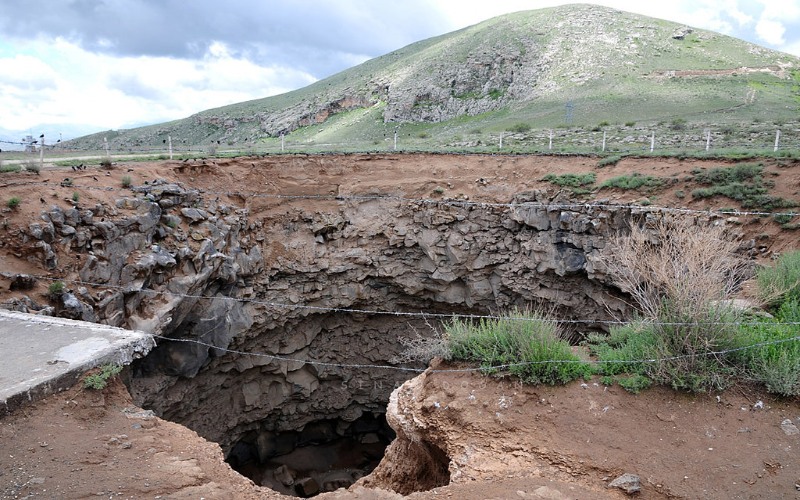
67,4,800,153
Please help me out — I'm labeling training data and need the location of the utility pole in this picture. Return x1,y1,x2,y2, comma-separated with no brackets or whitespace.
104,136,110,158
39,134,44,168
774,129,781,152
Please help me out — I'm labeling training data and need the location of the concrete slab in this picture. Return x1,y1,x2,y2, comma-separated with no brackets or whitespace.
0,310,154,415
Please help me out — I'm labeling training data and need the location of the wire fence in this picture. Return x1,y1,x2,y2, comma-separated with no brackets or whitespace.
2,123,799,158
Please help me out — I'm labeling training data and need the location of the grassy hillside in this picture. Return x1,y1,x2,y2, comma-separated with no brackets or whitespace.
65,4,800,153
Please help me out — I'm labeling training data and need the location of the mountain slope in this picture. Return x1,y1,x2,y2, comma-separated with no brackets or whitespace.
68,4,800,151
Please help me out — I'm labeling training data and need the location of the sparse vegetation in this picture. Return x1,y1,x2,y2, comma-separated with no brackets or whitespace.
83,364,123,390
100,158,113,169
601,173,664,191
7,197,20,210
1,164,21,173
690,163,797,210
72,192,80,203
121,175,132,188
507,123,531,134
597,155,622,167
542,173,596,189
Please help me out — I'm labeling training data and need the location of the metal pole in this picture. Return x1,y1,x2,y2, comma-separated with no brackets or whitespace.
706,130,711,151
548,129,553,151
650,132,655,152
281,134,285,152
39,134,44,168
774,129,781,152
499,132,503,149
104,137,110,158
394,126,398,151
168,135,173,160
602,130,606,152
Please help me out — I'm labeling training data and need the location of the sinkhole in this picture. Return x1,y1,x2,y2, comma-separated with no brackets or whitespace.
226,413,395,497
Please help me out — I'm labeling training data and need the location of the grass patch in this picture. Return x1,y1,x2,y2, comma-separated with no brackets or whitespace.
446,309,591,385
597,155,622,167
1,164,22,173
757,250,800,306
690,163,797,210
7,197,20,210
732,300,800,396
542,172,596,193
600,173,664,191
83,364,123,390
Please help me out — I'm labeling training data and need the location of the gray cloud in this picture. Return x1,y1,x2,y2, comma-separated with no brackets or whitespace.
0,0,450,78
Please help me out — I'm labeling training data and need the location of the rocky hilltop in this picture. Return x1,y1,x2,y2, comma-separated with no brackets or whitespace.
66,4,800,151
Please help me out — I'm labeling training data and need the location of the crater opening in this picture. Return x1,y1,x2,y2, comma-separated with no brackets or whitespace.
226,413,395,497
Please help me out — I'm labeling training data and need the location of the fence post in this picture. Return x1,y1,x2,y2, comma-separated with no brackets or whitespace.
705,129,711,151
499,132,503,149
774,129,781,152
104,137,110,158
39,134,44,168
548,129,553,151
650,132,655,152
602,130,606,152
281,134,285,152
393,126,398,151
168,135,173,160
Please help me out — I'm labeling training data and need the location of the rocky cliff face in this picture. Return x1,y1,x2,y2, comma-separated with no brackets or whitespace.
6,164,643,455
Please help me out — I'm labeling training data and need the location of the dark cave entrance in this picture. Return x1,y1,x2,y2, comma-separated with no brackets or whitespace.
225,412,396,497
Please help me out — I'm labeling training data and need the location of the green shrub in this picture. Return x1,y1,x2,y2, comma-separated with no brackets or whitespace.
542,172,596,188
757,251,800,306
601,173,664,191
507,123,531,134
618,374,652,394
445,310,591,385
733,304,800,397
48,281,65,297
597,155,622,167
624,121,636,127
72,192,79,202
83,364,123,390
1,164,22,173
690,164,797,210
121,175,132,188
7,197,20,210
100,158,113,169
24,160,40,174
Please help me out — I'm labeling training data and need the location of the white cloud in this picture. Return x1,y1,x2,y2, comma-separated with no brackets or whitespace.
755,18,787,45
0,38,317,133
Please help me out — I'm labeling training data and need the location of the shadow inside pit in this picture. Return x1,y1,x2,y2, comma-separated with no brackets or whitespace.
226,413,395,497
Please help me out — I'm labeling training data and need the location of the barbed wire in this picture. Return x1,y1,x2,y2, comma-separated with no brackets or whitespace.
146,328,800,375
1,179,798,218
16,272,800,328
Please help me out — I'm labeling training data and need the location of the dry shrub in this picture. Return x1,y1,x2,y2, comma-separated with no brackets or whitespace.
606,215,751,391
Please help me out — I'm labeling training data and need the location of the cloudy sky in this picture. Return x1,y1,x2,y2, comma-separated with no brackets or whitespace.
1,0,799,146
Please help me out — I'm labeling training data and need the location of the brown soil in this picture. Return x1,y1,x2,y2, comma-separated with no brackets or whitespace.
1,153,799,499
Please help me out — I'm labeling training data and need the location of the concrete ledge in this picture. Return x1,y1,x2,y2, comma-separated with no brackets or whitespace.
0,310,154,415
